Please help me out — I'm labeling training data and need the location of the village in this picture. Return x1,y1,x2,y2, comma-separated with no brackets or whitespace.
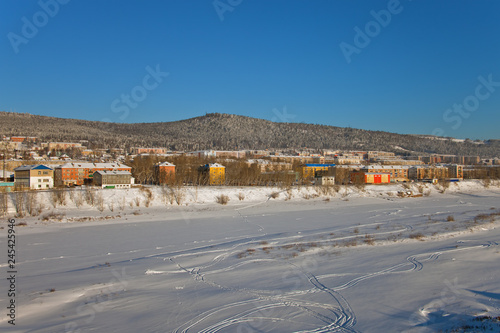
1,135,499,192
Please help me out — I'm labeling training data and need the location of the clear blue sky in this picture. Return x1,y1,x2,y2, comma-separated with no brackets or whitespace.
1,0,499,140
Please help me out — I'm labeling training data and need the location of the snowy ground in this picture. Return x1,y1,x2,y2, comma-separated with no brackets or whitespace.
1,181,500,332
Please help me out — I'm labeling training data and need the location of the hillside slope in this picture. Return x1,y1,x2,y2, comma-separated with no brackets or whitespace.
0,112,499,156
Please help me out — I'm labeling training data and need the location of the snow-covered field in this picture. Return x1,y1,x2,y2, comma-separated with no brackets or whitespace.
1,181,500,332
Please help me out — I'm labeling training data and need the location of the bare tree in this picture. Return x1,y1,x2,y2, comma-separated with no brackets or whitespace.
14,191,25,217
26,191,40,216
0,192,8,217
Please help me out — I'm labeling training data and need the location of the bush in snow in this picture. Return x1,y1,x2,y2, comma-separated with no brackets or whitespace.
216,194,229,205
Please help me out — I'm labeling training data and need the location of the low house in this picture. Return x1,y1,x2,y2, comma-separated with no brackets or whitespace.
13,164,54,190
0,182,14,192
93,170,132,189
315,176,335,186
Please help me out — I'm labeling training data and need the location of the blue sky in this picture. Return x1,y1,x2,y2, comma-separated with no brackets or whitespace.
1,0,499,140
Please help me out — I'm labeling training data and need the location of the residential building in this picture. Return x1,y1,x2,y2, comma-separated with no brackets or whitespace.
10,136,37,143
154,161,176,184
408,165,449,181
351,172,391,184
365,151,395,160
334,156,363,165
315,176,335,186
247,159,292,173
447,165,463,179
0,182,14,192
44,142,84,151
93,170,132,188
14,164,54,190
301,164,336,180
187,150,246,159
199,163,225,185
54,162,131,186
130,147,168,155
363,165,409,182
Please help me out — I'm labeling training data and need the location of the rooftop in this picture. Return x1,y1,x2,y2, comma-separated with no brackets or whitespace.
94,170,132,175
57,162,131,169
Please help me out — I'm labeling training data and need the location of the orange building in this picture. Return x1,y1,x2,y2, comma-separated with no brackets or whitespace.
154,162,176,184
131,147,168,155
351,172,391,184
10,136,37,143
54,162,131,186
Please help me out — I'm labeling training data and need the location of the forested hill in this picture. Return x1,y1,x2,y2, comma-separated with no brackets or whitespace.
0,112,499,157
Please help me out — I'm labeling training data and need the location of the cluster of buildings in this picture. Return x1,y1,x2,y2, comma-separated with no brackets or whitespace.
2,162,231,191
1,134,498,191
302,163,465,185
3,135,499,166
7,163,134,190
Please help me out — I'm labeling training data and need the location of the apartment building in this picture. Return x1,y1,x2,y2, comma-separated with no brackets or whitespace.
93,170,132,189
408,165,449,180
363,165,410,182
54,162,131,186
351,172,391,184
199,163,225,185
301,164,336,180
154,161,176,184
13,164,54,190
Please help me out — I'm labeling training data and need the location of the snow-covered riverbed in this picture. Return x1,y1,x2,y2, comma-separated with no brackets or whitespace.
1,182,499,332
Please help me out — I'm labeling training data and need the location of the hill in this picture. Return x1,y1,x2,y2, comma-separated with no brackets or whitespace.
0,111,499,157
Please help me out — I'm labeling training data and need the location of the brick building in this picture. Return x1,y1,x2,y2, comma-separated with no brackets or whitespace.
54,162,131,186
154,161,176,184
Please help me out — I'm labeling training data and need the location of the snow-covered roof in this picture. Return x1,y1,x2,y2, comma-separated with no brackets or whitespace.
157,161,175,167
364,165,410,170
14,164,53,171
94,170,131,175
56,162,131,169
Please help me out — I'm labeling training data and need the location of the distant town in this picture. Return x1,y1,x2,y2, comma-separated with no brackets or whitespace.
1,135,499,192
